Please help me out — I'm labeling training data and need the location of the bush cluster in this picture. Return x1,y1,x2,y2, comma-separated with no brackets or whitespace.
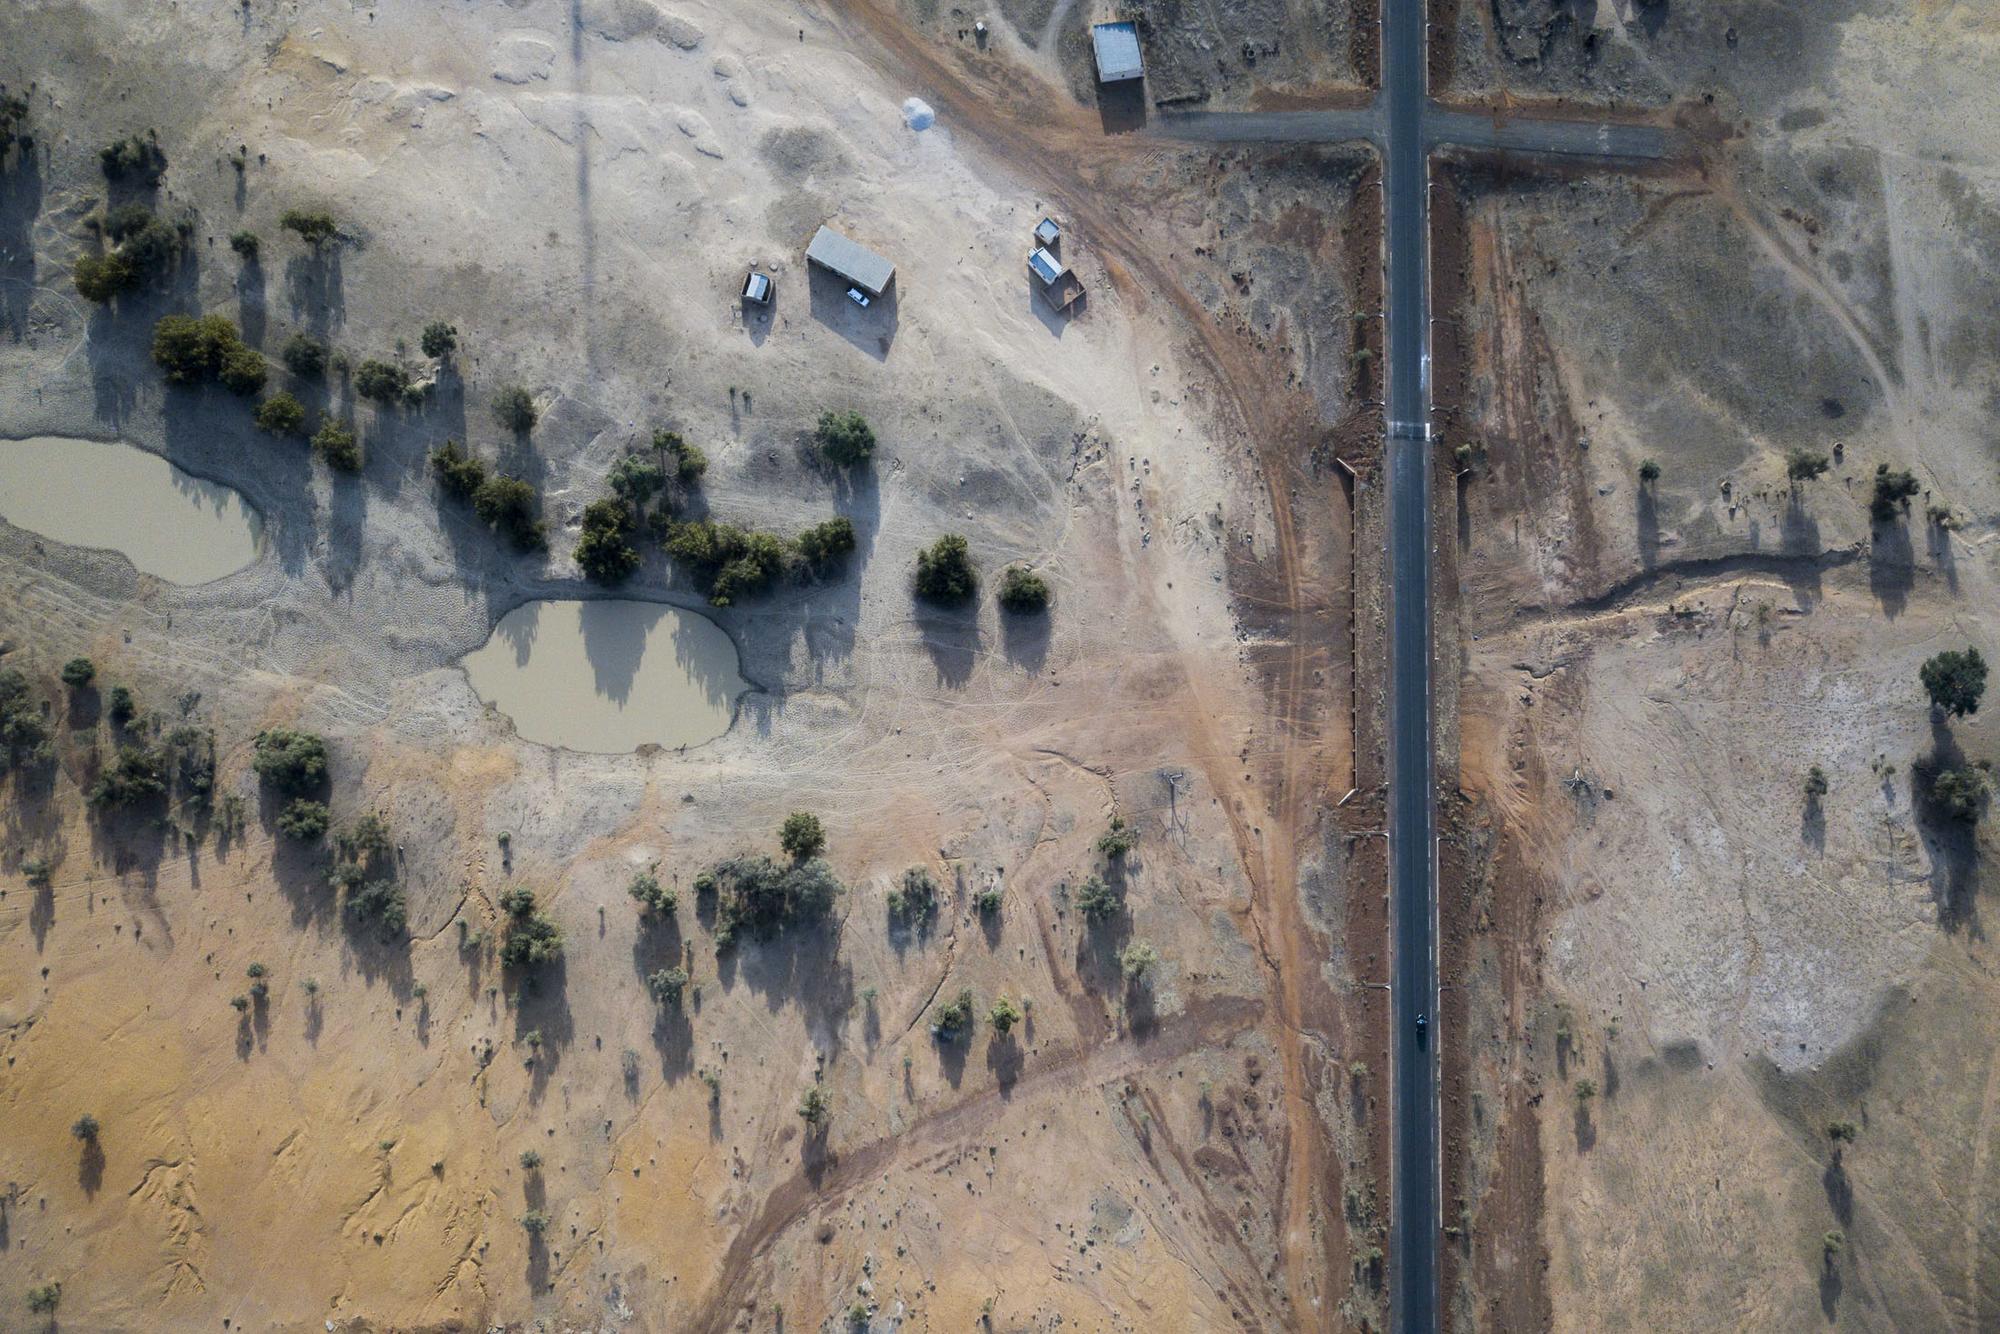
99,132,166,183
665,520,788,606
279,207,339,248
575,497,641,585
887,866,937,920
913,534,976,605
499,887,564,967
816,410,875,467
87,744,168,809
252,727,328,793
0,668,53,773
150,314,265,395
697,854,843,948
313,419,362,473
74,203,191,302
997,566,1050,613
931,987,976,1039
628,871,676,918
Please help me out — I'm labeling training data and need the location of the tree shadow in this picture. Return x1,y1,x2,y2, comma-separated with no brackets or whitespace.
1802,792,1826,853
0,142,41,340
720,924,856,1062
985,1034,1024,1095
1779,493,1823,609
510,960,574,1104
29,881,54,951
324,472,368,597
1000,609,1051,674
304,991,324,1045
77,1137,105,1198
235,253,266,346
1573,1102,1596,1152
1928,514,1959,594
1823,1151,1853,1227
915,602,981,689
1910,746,1983,937
933,1028,969,1090
1636,482,1659,571
1868,520,1913,619
284,246,344,336
1820,1251,1843,1321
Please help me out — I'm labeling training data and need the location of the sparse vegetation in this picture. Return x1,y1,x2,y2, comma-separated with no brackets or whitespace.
997,566,1051,613
697,854,844,948
276,798,331,839
499,887,563,967
254,391,307,436
1096,815,1137,860
253,728,328,792
815,410,875,467
494,384,537,434
913,533,976,605
1920,647,1986,718
887,866,938,920
281,332,328,378
574,497,641,584
279,207,339,248
779,811,826,861
313,419,362,472
1869,464,1921,522
60,657,96,688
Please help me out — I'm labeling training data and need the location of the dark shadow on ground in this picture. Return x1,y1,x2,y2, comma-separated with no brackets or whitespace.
0,145,41,340
805,263,897,361
510,959,574,1104
77,1136,105,1197
1636,482,1658,571
1869,520,1913,618
915,601,981,688
985,1034,1024,1095
1000,608,1050,674
235,254,266,346
1096,80,1147,134
1910,737,1984,938
1779,493,1824,608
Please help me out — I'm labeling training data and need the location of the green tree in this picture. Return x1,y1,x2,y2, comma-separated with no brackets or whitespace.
218,341,268,396
798,1084,830,1127
353,358,411,404
1638,459,1661,483
913,534,976,605
1786,449,1830,483
253,727,328,792
574,498,640,585
988,996,1022,1035
276,798,331,839
1118,939,1159,981
779,811,826,861
151,313,243,384
279,207,339,248
430,439,488,500
628,872,677,917
816,410,875,466
795,517,856,570
71,1114,99,1141
997,566,1051,613
1073,874,1120,922
473,475,546,551
1920,647,1987,718
107,684,136,725
73,250,139,302
98,132,165,182
281,332,328,378
1869,464,1920,522
26,1281,62,1314
229,230,260,259
608,451,664,506
887,866,938,919
60,657,96,688
493,385,537,434
1930,766,1987,823
1804,765,1829,799
420,320,458,360
254,391,307,436
648,966,690,1007
1096,815,1136,860
932,988,976,1039
499,888,564,966
312,419,362,472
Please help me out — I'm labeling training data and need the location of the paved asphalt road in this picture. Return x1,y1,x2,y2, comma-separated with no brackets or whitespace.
1149,107,1671,163
1380,0,1439,1328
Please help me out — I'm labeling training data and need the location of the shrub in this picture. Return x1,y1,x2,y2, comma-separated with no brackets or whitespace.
334,813,393,862
702,854,844,946
0,90,29,157
1096,815,1136,860
494,385,537,433
277,798,331,839
473,475,546,551
1118,939,1159,981
654,430,707,483
1575,1077,1597,1100
107,684,136,724
795,517,856,570
997,566,1051,613
519,1209,550,1235
1920,647,1986,718
1869,464,1920,522
976,887,1002,915
281,332,328,378
99,132,166,182
575,498,640,584
152,313,246,385
279,207,339,248
816,410,875,466
23,856,52,889
932,987,976,1039
499,888,563,967
104,201,156,242
430,440,488,500
312,419,362,472
253,727,328,792
60,657,96,688
913,534,976,605
1638,459,1660,482
779,811,826,861
87,744,168,808
1828,1120,1859,1143
218,342,268,396
346,879,408,934
1804,765,1829,799
519,1149,542,1170
887,866,937,919
255,391,306,436
27,1281,62,1314
629,872,677,917
608,452,664,506
989,996,1022,1034
1786,449,1830,482
0,669,52,771
230,230,260,259
647,966,689,1007
1073,874,1121,922
1930,766,1987,823
71,1114,99,1141
353,358,411,404
420,320,458,359
798,1084,830,1127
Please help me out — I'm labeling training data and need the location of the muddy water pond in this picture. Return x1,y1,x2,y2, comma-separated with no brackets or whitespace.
460,599,750,753
0,435,265,584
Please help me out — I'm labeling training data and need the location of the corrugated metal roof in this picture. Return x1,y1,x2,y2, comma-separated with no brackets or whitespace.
806,226,895,296
1035,217,1061,246
1091,22,1143,81
1028,248,1065,285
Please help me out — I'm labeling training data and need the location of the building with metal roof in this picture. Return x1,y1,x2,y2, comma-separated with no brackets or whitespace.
805,225,896,298
1028,246,1083,312
1091,22,1144,83
1035,217,1061,248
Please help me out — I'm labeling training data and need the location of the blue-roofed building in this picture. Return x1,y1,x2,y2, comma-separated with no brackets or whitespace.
1091,22,1144,83
1028,246,1084,313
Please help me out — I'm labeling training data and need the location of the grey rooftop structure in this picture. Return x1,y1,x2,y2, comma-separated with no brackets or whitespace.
805,225,895,297
1091,22,1143,82
1035,217,1061,247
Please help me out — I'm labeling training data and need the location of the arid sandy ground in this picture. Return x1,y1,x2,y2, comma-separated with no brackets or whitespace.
1438,0,2000,1329
0,1,1377,1330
